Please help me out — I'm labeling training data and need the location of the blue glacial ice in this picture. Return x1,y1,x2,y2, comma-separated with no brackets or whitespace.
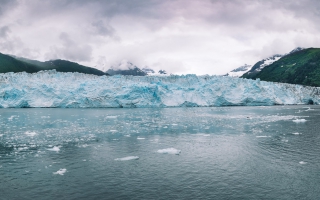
0,70,319,108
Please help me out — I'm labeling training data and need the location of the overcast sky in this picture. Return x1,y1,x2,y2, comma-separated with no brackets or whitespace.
1,0,320,75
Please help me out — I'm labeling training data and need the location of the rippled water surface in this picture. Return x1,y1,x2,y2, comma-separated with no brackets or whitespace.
1,106,320,200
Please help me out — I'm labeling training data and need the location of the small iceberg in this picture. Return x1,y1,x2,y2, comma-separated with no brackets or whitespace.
293,119,307,123
53,168,67,175
137,137,145,140
106,116,118,119
25,131,37,137
292,132,301,135
48,146,60,152
157,148,181,155
299,161,307,165
114,156,139,161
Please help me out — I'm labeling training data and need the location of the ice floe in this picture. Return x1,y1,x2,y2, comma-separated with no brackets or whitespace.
53,168,67,175
47,146,60,152
157,148,181,155
114,156,139,161
293,119,307,123
25,131,37,137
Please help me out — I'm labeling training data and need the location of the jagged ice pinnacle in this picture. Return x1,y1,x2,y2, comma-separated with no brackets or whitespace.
0,70,319,108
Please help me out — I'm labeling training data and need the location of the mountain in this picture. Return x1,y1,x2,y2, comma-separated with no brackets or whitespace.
241,54,283,79
0,53,107,76
225,64,251,77
0,52,40,73
106,61,168,76
238,47,304,79
142,68,168,76
141,67,155,75
106,62,147,76
158,70,167,75
242,48,320,87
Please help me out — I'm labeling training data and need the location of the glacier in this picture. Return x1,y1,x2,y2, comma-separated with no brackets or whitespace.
0,70,319,108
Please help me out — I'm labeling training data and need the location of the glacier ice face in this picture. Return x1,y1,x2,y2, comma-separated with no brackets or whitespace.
0,70,319,108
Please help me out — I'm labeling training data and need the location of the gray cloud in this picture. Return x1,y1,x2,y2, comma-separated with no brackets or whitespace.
0,26,10,38
0,0,17,16
1,0,320,74
45,32,92,62
91,20,117,38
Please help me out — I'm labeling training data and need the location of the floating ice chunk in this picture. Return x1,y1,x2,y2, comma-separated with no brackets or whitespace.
124,134,131,137
292,132,301,135
299,161,307,165
195,133,210,137
157,148,181,155
25,131,37,137
8,115,16,121
137,137,145,140
256,136,271,138
114,156,139,161
0,134,3,137
48,146,60,152
303,107,314,111
41,116,50,118
53,168,67,175
110,130,117,132
293,119,307,123
106,116,118,118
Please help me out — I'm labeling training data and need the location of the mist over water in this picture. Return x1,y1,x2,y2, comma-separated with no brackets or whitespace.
1,106,319,199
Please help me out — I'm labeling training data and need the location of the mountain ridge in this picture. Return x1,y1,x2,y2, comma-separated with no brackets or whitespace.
241,47,320,87
0,53,107,76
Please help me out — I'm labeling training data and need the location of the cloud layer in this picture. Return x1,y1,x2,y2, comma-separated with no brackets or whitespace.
1,0,320,75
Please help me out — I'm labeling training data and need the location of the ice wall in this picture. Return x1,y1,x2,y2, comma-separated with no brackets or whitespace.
0,70,319,108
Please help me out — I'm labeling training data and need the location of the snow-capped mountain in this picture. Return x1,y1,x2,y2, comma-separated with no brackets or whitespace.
228,47,305,78
226,64,252,77
247,54,283,75
106,61,147,76
106,61,169,76
0,70,319,108
141,67,155,74
289,47,304,54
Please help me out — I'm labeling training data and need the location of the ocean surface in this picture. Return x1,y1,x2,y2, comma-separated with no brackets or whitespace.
0,106,319,200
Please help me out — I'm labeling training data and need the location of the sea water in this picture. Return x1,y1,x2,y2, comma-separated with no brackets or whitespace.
0,106,319,199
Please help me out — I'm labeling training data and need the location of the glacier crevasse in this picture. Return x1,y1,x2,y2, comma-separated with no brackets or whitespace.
0,70,319,108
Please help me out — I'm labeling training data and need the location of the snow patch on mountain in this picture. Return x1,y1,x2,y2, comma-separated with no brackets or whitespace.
257,54,282,71
0,70,319,108
106,60,147,76
242,47,304,76
226,64,252,77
